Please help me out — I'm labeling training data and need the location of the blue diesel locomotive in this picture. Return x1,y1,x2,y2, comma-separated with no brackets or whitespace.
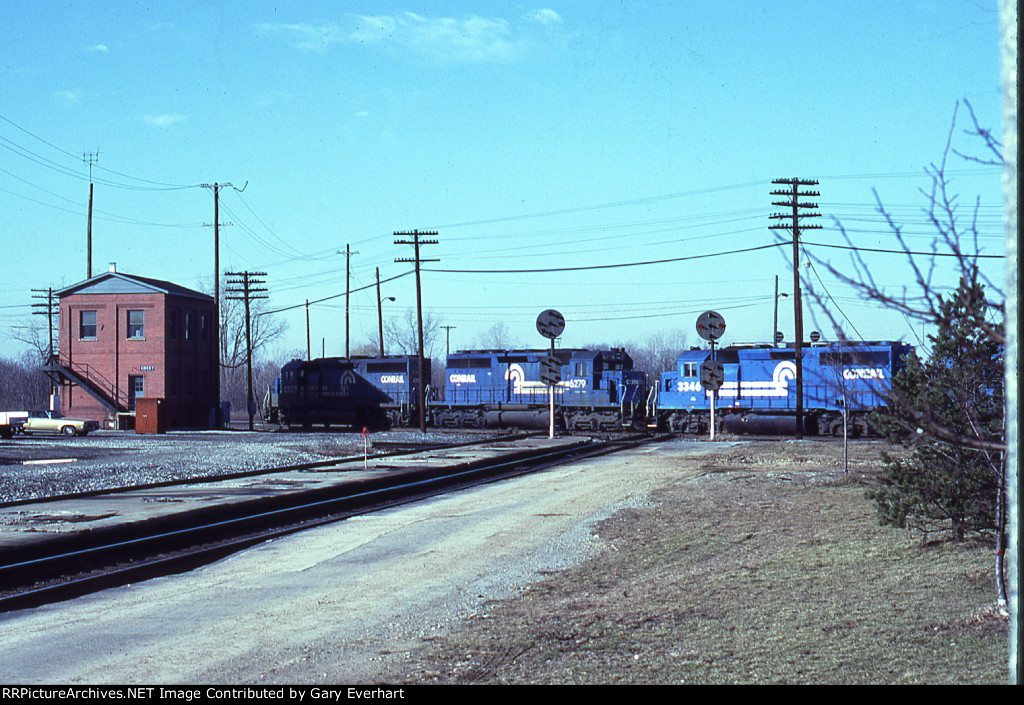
350,355,430,427
267,340,912,436
654,340,913,435
273,355,429,429
435,348,648,431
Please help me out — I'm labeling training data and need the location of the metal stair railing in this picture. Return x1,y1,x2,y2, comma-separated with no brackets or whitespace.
44,354,130,412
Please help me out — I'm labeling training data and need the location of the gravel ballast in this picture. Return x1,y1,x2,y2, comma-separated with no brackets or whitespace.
0,428,500,502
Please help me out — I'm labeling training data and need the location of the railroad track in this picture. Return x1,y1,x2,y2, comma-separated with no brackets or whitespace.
0,432,668,613
0,430,541,511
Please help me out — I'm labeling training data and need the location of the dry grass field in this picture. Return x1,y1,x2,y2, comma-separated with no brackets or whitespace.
404,439,1010,685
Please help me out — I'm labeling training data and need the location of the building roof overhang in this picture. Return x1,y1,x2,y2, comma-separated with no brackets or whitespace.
57,272,212,303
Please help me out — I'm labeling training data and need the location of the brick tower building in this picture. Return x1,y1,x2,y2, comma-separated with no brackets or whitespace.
46,266,219,429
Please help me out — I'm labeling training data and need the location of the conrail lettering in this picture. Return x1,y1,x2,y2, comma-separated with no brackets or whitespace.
380,374,405,384
449,373,476,384
843,367,886,380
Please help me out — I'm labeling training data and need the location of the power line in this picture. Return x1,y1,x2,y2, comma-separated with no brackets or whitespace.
802,240,1004,258
258,270,415,316
0,112,198,190
427,181,765,230
426,242,787,274
800,245,865,341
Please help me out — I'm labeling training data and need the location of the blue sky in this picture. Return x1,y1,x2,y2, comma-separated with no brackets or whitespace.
0,1,1007,362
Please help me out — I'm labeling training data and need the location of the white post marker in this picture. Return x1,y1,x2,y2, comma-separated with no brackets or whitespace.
539,354,562,439
549,352,555,440
361,426,370,469
710,389,715,441
700,358,725,442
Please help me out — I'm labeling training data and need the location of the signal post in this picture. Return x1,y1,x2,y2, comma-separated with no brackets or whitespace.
696,310,726,441
536,309,566,440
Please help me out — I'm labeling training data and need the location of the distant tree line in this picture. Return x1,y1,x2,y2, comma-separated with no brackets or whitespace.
0,353,50,411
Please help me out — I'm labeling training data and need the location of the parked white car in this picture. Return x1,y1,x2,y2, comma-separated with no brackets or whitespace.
1,411,28,439
20,410,100,437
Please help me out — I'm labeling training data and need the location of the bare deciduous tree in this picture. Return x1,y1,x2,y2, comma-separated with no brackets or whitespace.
7,318,55,363
474,322,519,350
382,308,444,359
801,99,1009,611
0,352,50,410
624,329,690,379
806,99,1005,452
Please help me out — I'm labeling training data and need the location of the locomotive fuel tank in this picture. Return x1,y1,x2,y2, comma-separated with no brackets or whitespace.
722,413,819,436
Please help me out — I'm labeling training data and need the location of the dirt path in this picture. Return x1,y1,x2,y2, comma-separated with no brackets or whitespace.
401,440,1010,685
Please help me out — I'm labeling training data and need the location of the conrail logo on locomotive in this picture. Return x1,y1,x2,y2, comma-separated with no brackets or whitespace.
448,364,590,390
380,374,405,384
505,363,586,393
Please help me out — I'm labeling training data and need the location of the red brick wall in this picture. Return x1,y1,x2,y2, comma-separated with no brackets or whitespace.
58,290,217,428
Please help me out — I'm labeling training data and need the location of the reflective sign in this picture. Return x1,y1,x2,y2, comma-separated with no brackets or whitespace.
700,359,725,391
539,356,562,386
536,309,566,339
696,310,726,341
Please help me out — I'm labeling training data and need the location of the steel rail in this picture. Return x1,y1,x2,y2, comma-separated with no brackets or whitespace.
0,431,540,510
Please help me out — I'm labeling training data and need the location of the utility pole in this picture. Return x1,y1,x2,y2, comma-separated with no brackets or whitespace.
395,230,439,433
773,275,788,348
32,287,59,407
201,183,232,315
441,325,457,356
305,299,311,360
770,178,821,439
31,287,57,360
225,271,268,431
376,267,395,356
83,152,98,279
337,244,359,358
774,275,780,347
201,182,232,404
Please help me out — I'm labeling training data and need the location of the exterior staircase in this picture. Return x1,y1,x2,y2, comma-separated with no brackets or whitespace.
43,355,130,413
